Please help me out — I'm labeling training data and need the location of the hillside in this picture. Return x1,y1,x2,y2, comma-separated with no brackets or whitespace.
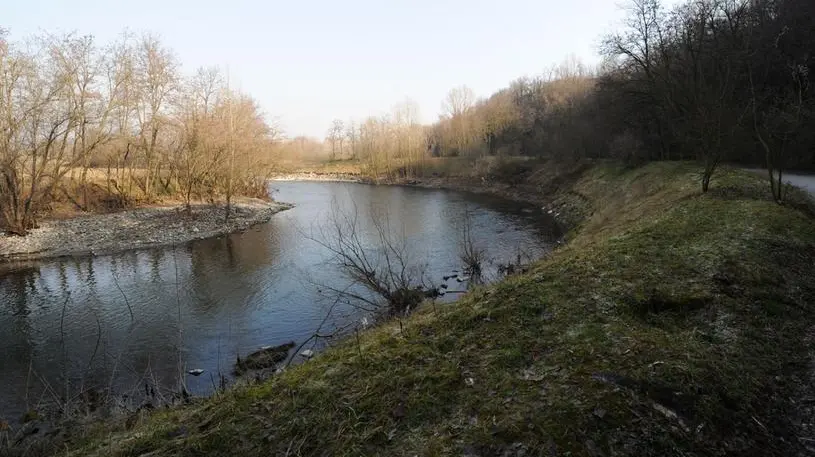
67,162,815,456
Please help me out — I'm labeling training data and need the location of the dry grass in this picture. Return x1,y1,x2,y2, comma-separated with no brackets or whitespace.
39,167,259,222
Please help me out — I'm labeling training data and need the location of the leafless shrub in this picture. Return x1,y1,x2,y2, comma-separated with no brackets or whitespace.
306,200,434,319
459,209,486,281
496,245,533,277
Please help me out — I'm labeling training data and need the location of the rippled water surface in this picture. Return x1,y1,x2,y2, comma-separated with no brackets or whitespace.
0,182,561,420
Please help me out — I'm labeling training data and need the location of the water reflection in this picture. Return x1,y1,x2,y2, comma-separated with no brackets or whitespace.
0,182,560,420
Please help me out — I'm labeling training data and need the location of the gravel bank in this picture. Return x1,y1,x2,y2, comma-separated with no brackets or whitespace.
269,172,367,182
0,198,292,265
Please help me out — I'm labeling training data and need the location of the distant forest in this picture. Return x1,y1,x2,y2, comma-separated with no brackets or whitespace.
2,0,813,235
321,0,812,191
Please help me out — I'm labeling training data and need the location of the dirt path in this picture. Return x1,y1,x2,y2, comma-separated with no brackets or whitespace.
0,198,292,265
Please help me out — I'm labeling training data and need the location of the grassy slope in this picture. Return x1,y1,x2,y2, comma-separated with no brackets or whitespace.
73,162,815,456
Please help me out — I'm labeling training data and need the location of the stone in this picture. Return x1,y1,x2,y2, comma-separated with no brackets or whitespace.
235,341,295,374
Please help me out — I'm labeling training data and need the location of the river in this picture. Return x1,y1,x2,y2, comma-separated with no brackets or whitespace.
0,181,561,421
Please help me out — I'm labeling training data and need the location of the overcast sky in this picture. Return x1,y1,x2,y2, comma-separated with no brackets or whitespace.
4,0,682,138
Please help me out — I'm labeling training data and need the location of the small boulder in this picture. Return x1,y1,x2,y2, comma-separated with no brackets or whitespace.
235,341,295,375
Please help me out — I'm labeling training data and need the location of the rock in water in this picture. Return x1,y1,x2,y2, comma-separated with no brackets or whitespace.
234,341,295,375
187,369,205,376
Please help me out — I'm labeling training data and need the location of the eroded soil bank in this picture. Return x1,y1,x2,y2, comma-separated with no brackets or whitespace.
270,165,588,228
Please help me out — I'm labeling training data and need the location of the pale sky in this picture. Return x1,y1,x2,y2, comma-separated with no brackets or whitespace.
3,0,681,138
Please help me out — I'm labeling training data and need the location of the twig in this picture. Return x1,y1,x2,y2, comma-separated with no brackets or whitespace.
30,369,63,413
172,243,187,397
285,295,343,369
107,321,139,399
752,415,768,432
85,312,103,378
59,292,71,414
111,270,134,322
79,311,104,397
25,358,33,412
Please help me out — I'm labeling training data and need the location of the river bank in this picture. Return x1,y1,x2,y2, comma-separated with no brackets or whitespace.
270,171,367,183
0,198,292,267
12,162,815,457
270,161,589,229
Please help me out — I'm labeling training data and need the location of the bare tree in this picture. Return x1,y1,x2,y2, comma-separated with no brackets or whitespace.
326,119,344,160
134,34,178,201
752,61,808,203
307,200,434,317
104,32,139,204
0,29,280,235
439,86,480,156
442,85,476,118
0,32,93,233
345,120,358,159
458,208,485,281
173,66,225,211
392,99,425,177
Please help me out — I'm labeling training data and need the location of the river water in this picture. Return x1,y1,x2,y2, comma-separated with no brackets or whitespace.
0,182,561,420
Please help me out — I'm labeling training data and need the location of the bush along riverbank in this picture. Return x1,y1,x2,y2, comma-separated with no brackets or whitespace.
22,162,815,456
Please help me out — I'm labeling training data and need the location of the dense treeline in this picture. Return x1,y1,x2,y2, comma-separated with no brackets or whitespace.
327,0,812,196
599,0,814,195
0,30,277,235
322,100,427,178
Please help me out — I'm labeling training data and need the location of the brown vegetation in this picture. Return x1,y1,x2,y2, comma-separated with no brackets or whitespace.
0,30,279,235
